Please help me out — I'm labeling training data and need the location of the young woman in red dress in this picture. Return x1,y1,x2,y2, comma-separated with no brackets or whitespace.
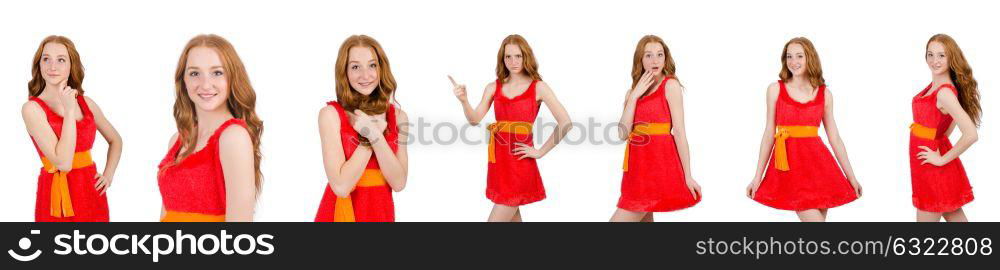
746,37,862,222
22,36,123,222
315,35,409,222
450,34,572,222
157,34,263,222
909,34,980,222
611,35,701,222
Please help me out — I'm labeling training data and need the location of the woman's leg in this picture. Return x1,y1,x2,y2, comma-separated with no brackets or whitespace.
610,208,647,222
916,210,943,222
796,209,825,222
488,204,518,222
942,208,968,222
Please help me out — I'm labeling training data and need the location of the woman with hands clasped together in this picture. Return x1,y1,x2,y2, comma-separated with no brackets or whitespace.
315,35,408,222
450,34,572,222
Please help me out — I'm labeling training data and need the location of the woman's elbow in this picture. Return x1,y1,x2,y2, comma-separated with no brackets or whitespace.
966,132,979,144
391,182,406,192
390,175,407,192
331,182,353,198
55,160,74,172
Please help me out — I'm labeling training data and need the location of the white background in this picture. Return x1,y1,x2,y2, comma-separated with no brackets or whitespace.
1,0,996,222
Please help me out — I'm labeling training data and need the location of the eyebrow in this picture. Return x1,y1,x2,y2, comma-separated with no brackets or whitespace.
186,66,224,70
41,53,68,57
348,59,377,64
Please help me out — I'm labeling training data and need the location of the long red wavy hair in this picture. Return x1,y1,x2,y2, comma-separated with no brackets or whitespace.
28,35,85,97
495,34,542,82
334,35,397,115
928,34,981,126
631,35,678,91
170,34,264,194
779,37,825,88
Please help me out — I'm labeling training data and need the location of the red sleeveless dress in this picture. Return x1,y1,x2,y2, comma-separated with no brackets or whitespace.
315,102,398,222
909,84,974,212
486,80,546,206
753,81,858,210
618,77,700,212
30,95,108,222
158,118,248,221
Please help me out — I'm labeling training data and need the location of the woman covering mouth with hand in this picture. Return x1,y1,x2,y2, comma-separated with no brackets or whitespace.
611,35,702,222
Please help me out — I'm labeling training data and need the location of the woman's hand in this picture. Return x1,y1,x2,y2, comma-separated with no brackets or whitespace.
746,177,762,199
849,179,863,198
57,86,79,115
686,178,702,200
512,142,543,160
916,146,946,166
351,110,386,141
627,70,656,102
94,173,113,195
449,75,468,102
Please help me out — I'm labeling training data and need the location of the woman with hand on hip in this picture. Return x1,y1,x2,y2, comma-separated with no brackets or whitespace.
450,34,572,222
909,34,979,222
22,35,123,222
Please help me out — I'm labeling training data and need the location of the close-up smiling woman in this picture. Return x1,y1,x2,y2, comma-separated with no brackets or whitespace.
157,34,264,222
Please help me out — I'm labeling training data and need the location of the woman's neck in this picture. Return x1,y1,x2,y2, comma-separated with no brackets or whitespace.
38,81,67,100
195,107,234,138
787,75,814,91
931,72,953,89
508,72,531,84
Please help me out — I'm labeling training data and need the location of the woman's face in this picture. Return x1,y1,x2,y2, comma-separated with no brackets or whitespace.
926,41,949,76
40,42,71,87
347,46,379,96
183,46,229,112
503,44,524,75
642,42,666,74
785,43,807,77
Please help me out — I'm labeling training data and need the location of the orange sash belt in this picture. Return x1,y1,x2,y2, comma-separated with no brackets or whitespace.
623,122,672,172
161,211,225,222
487,121,533,163
40,151,94,218
773,125,819,171
333,169,388,222
910,123,937,140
